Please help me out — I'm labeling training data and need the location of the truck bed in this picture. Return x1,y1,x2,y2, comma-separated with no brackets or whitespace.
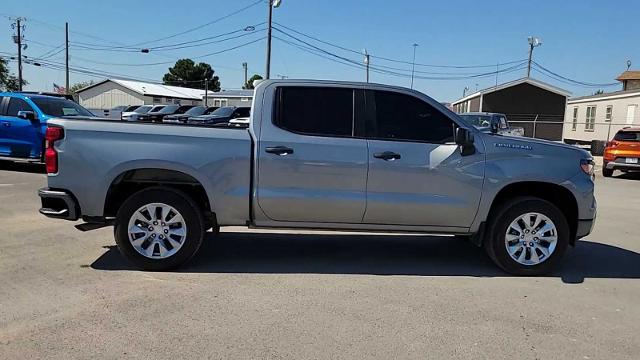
47,118,253,225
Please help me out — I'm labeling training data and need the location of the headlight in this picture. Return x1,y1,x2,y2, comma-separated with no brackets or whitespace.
580,159,595,176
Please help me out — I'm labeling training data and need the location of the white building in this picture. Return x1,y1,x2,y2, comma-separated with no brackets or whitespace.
76,79,207,109
562,89,640,144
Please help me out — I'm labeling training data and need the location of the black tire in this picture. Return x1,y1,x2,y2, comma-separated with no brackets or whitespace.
602,166,614,177
114,187,205,271
485,197,569,276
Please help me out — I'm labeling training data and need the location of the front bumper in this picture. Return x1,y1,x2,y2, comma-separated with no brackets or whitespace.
38,188,80,221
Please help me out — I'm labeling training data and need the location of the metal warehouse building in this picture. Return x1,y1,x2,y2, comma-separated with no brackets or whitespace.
76,79,254,110
451,78,570,140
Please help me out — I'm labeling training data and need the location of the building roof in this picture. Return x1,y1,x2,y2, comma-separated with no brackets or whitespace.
616,71,640,81
451,77,571,105
207,89,254,98
567,88,640,103
77,78,207,100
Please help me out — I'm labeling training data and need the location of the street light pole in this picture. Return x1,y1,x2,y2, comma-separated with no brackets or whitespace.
65,22,69,94
363,49,369,83
526,36,542,78
410,43,418,89
16,18,23,91
265,1,273,79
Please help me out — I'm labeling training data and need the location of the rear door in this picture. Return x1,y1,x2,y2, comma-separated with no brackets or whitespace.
0,97,41,158
256,85,368,223
363,89,485,227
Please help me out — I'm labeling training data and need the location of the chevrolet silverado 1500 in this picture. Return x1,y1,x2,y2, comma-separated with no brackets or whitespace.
38,80,596,275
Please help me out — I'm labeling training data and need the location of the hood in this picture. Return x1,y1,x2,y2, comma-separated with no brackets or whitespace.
189,114,227,121
481,132,591,158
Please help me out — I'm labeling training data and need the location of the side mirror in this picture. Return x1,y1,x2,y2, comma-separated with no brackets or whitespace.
17,110,37,121
455,127,476,156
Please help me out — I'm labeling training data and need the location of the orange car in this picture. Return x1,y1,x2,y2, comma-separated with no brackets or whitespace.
603,127,640,177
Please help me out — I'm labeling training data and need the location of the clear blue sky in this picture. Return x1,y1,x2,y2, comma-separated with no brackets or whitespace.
1,0,638,102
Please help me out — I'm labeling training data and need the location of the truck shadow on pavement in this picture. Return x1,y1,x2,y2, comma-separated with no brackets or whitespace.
91,232,640,284
0,160,46,174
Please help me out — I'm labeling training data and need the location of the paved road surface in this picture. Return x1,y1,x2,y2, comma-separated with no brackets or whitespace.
1,160,639,359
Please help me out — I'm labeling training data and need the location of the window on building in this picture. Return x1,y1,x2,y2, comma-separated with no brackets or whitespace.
213,99,228,107
572,107,578,131
370,90,455,143
585,106,596,132
605,105,613,122
275,86,354,137
152,96,162,104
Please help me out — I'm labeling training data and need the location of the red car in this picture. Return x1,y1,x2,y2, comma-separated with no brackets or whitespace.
603,127,640,177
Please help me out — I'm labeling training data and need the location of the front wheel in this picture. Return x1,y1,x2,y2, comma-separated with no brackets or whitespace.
114,187,205,271
485,197,569,275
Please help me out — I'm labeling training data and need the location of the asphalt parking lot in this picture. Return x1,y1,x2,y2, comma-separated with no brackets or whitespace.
0,161,639,359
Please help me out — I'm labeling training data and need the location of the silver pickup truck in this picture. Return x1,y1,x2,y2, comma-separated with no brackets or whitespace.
38,79,596,275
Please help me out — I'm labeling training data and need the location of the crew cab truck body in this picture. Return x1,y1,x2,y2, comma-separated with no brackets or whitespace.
39,80,596,275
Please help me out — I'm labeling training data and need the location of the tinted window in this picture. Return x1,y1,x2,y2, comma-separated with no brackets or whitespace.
30,97,93,117
123,105,140,112
158,105,179,114
460,114,492,128
6,98,34,116
204,107,219,114
149,106,165,112
211,107,234,117
276,87,353,137
371,91,454,143
135,105,153,113
614,131,640,142
185,106,206,116
233,107,251,118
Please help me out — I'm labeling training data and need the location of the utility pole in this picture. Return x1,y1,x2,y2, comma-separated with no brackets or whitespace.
65,22,69,94
364,49,369,83
265,1,274,79
204,79,208,107
526,36,542,78
265,0,281,79
410,43,418,89
242,62,248,87
14,18,24,91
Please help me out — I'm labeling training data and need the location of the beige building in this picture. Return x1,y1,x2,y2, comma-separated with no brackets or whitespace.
562,88,640,144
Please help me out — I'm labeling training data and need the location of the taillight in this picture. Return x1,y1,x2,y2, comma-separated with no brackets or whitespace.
45,126,64,174
606,140,619,148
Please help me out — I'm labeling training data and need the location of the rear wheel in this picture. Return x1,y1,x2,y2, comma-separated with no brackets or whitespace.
485,197,569,275
114,187,205,271
602,166,614,177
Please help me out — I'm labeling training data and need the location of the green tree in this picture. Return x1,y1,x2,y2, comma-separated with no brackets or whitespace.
243,74,263,90
0,57,27,91
162,59,220,91
68,80,95,94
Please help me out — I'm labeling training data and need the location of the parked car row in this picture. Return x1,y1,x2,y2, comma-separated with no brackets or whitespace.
118,104,251,126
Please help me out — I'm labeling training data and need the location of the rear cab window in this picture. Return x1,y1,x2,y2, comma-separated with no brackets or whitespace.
274,86,355,137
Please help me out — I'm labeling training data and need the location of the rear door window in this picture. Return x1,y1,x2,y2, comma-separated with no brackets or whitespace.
369,90,455,143
275,87,354,137
6,98,33,116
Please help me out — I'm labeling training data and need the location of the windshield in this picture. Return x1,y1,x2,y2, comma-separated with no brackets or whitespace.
614,131,640,142
459,114,493,128
157,105,179,114
185,106,206,116
149,106,165,112
123,105,140,112
210,106,234,117
204,107,219,114
31,97,94,117
174,106,194,114
134,105,153,114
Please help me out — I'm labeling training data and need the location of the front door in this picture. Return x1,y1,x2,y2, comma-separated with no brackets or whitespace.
0,97,41,159
256,85,368,223
363,89,485,228
626,104,637,125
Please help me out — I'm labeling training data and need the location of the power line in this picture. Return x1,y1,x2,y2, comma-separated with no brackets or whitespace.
273,21,526,69
532,61,619,87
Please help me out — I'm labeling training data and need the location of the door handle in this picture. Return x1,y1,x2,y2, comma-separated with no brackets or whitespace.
1,122,10,127
373,151,401,161
265,146,294,156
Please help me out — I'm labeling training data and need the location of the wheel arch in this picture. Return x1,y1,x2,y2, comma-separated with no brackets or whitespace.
486,181,579,246
103,167,215,226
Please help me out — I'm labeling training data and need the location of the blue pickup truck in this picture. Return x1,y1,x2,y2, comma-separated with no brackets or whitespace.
0,92,94,161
